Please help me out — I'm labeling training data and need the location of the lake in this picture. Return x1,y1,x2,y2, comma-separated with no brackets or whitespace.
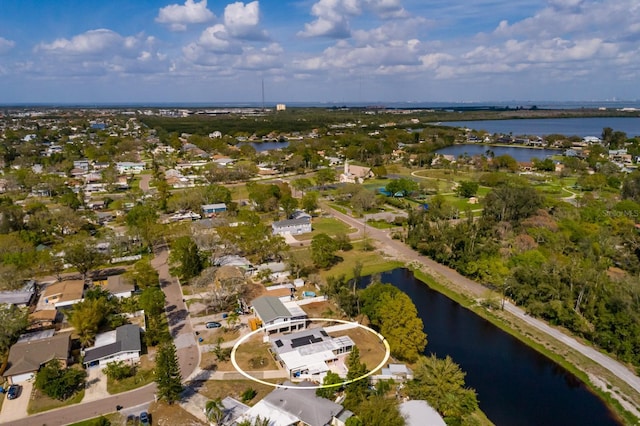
436,117,640,138
363,269,621,426
243,140,290,152
435,144,560,162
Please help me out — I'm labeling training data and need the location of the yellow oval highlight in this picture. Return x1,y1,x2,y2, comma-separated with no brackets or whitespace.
230,317,390,390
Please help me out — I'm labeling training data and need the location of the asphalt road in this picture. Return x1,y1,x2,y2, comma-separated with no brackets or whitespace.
6,247,199,426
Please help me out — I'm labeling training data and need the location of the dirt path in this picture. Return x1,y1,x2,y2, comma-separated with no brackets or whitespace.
325,204,640,400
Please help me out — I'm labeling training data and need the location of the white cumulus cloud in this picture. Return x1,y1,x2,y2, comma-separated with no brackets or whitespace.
35,29,138,55
224,1,268,40
156,0,215,31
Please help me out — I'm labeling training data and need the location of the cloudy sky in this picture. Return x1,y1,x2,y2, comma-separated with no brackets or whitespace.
0,0,639,104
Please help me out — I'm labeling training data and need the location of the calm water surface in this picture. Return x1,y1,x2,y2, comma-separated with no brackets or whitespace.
437,117,640,137
435,144,559,162
364,269,621,426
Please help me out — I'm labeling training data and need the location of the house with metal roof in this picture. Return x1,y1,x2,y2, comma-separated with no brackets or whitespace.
251,296,308,334
82,324,142,368
271,328,354,381
237,381,353,426
3,332,71,384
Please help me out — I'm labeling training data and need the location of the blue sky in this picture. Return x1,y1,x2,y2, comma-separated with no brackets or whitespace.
0,0,638,104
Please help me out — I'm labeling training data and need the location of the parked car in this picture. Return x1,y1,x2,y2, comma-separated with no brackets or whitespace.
140,411,150,425
205,321,222,329
7,384,20,400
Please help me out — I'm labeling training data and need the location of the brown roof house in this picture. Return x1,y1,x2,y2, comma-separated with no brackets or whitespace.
3,332,71,384
39,280,84,309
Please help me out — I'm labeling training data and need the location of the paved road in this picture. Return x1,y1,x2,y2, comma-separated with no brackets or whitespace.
139,173,152,192
325,204,640,393
152,246,200,381
503,301,640,394
5,247,199,426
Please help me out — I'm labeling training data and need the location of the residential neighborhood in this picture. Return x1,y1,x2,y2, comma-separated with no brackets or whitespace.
1,105,640,426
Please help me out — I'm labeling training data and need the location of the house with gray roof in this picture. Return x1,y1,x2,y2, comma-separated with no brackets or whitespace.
236,381,352,426
82,324,142,368
3,332,71,384
400,400,446,426
251,296,308,334
272,217,311,236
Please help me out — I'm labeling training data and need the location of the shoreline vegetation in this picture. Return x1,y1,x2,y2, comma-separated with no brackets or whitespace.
385,263,638,425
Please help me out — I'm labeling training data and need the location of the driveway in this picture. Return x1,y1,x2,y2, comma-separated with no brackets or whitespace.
0,381,32,424
82,366,109,403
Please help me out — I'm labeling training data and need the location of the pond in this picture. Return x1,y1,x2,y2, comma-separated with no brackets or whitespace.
435,144,560,163
363,268,621,426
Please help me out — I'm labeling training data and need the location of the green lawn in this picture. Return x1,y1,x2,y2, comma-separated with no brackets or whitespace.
230,183,249,201
106,368,155,394
295,217,355,240
318,245,404,280
28,389,85,414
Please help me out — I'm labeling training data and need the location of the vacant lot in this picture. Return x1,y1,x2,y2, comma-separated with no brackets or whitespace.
234,335,278,371
200,379,277,407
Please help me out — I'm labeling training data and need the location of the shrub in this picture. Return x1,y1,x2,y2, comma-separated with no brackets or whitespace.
241,388,257,402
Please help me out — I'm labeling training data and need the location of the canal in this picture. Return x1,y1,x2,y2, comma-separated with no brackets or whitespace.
364,268,621,426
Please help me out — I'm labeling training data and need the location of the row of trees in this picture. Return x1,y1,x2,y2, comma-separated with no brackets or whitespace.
319,278,477,425
407,174,640,366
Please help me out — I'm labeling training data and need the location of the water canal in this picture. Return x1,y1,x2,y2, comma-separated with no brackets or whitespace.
364,268,621,426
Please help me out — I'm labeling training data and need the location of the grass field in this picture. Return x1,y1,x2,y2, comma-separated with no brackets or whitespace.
233,335,279,371
28,388,85,415
318,245,404,280
295,217,355,240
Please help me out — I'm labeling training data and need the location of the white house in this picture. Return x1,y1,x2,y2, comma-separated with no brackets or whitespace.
82,324,142,368
251,296,308,334
116,162,145,174
271,328,354,381
272,217,312,236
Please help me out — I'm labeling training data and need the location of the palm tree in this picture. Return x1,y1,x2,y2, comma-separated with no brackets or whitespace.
205,398,225,425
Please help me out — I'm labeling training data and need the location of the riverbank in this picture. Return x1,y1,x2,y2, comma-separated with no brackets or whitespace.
322,204,640,424
407,265,640,425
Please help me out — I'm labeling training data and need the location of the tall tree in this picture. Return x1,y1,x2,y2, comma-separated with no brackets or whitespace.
344,346,369,410
356,396,405,426
407,355,479,423
155,342,183,404
127,258,159,289
315,167,336,189
0,305,28,355
205,398,225,425
63,235,106,281
375,291,427,362
169,236,205,281
311,233,339,268
68,298,108,347
125,203,159,248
